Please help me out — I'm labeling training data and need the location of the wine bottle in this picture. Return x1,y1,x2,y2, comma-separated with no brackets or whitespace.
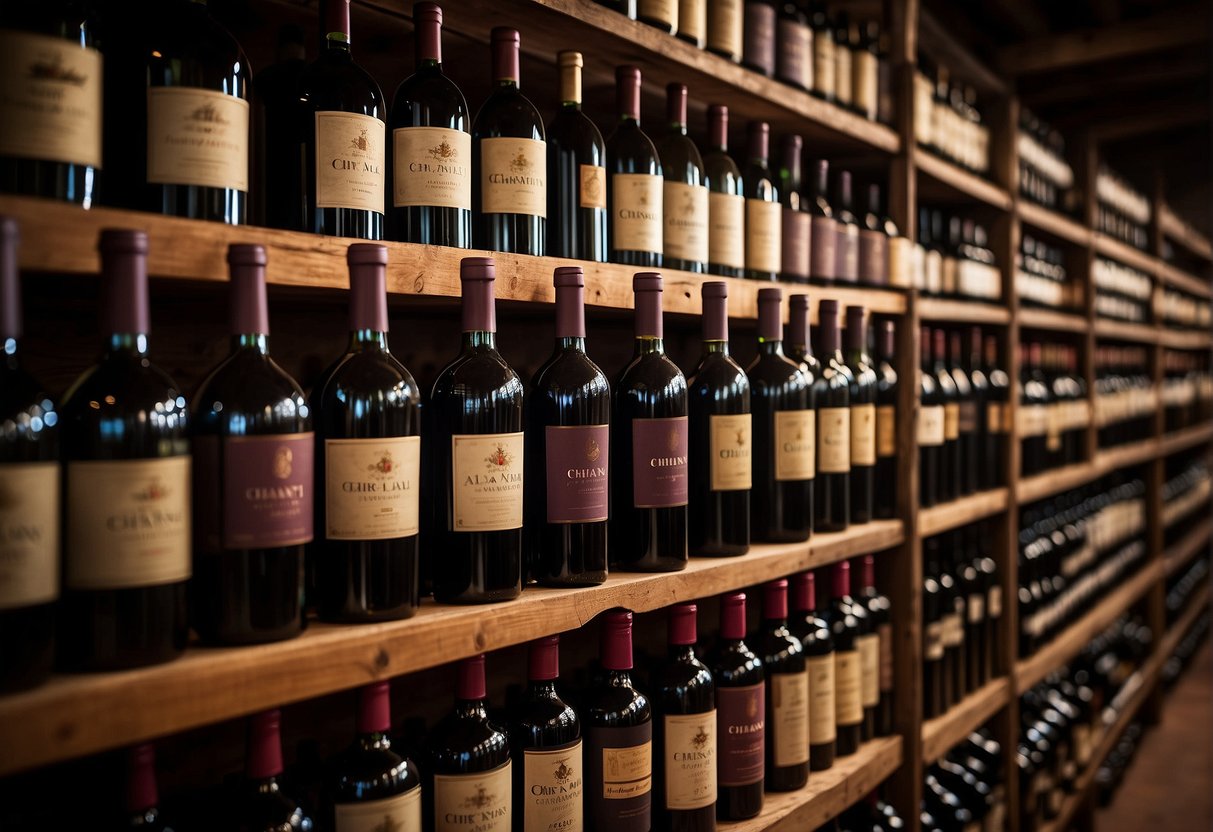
786,293,823,380
823,561,864,756
313,244,422,622
707,0,743,61
791,571,836,771
145,0,250,223
584,610,653,831
923,538,945,719
59,230,189,671
688,282,751,556
742,122,781,281
984,335,1009,487
950,330,977,496
512,636,583,832
238,710,314,830
678,0,707,47
960,528,986,694
1020,342,1049,477
428,655,512,830
858,184,888,286
429,258,524,603
833,170,859,284
809,2,835,102
329,682,422,830
742,0,777,76
653,603,717,829
813,299,851,533
937,540,961,710
702,105,744,278
611,273,688,572
657,83,709,273
126,743,171,831
918,327,943,508
192,245,310,645
255,24,307,230
527,266,610,586
638,0,677,32
847,557,878,741
389,1,472,247
709,592,764,821
547,51,607,261
775,0,812,90
778,134,810,283
934,329,960,501
608,66,663,267
0,217,58,692
807,159,837,284
473,28,546,255
873,320,898,519
0,6,101,205
758,579,808,791
832,13,854,110
844,306,875,525
858,554,894,737
747,287,813,543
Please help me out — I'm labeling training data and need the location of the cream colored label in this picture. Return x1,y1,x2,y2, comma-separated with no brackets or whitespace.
708,0,742,55
808,653,836,744
680,0,706,41
147,87,248,191
708,191,745,268
1018,404,1047,438
663,713,716,810
888,237,914,288
315,111,385,212
834,649,863,726
639,0,677,25
818,406,850,473
523,742,583,832
433,760,511,832
66,457,191,590
987,402,1005,434
451,433,524,532
774,409,815,481
579,164,606,210
988,586,1002,618
918,405,945,446
0,31,102,168
663,180,708,263
335,787,422,832
850,403,876,466
612,173,663,253
745,198,782,273
770,671,810,767
813,34,835,96
325,436,421,540
0,462,59,610
854,51,878,117
602,741,652,799
944,402,960,441
925,621,944,660
876,405,896,458
480,137,546,216
857,633,879,708
392,126,470,210
710,413,752,492
834,45,852,104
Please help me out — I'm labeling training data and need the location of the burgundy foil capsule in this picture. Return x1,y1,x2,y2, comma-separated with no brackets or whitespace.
633,271,663,339
414,1,442,62
668,602,698,646
347,243,390,333
529,635,561,681
227,244,269,337
1,216,19,341
833,560,851,598
747,121,770,163
720,592,748,639
708,104,729,149
326,0,351,39
98,229,150,336
457,654,488,700
788,294,811,347
667,82,688,125
357,681,392,734
246,710,285,779
764,578,788,620
616,65,642,120
553,266,586,339
126,743,159,815
491,26,520,82
845,305,866,352
460,256,496,333
791,571,817,612
702,281,728,342
757,287,782,341
861,554,876,590
601,609,635,670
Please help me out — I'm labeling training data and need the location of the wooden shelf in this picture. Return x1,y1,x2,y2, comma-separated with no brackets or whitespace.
723,736,903,832
919,488,1009,538
1019,306,1090,333
921,678,1011,764
1162,583,1211,659
918,298,1011,325
1093,233,1160,275
1014,561,1163,693
1158,327,1213,350
1018,436,1168,504
1093,317,1159,344
1158,203,1213,262
1017,201,1092,248
1164,518,1212,578
1094,437,1160,473
1158,422,1213,457
915,152,1013,210
1158,262,1212,299
1019,460,1097,504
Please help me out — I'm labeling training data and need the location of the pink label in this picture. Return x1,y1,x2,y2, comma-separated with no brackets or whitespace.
835,225,859,283
220,434,314,549
717,683,765,786
545,424,609,523
631,417,688,508
810,216,837,280
782,208,810,279
858,229,887,284
776,19,811,87
743,4,775,74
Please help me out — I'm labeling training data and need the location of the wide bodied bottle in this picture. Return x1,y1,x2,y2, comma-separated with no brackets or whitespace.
790,571,836,771
823,561,864,756
844,305,876,524
741,122,781,281
608,66,663,267
527,266,610,586
657,83,708,273
689,282,751,556
702,105,744,278
758,579,808,792
873,320,899,519
813,300,852,533
313,244,422,621
709,592,764,821
389,1,471,247
547,51,607,261
59,230,189,671
236,710,314,831
611,273,688,572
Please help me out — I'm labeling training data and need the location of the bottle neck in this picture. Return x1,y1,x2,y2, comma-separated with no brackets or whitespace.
759,337,786,356
556,335,587,353
560,65,581,108
528,679,560,698
356,731,392,752
415,16,441,66
232,333,269,354
463,331,497,351
107,333,149,356
703,339,729,356
604,668,635,687
670,643,697,663
635,336,665,356
350,329,390,352
454,699,490,720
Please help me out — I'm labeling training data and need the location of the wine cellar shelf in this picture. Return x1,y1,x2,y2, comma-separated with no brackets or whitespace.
920,678,1011,765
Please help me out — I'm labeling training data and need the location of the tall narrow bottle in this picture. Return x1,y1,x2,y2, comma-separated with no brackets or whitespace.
807,159,836,284
813,300,852,533
547,51,607,261
59,230,189,671
934,329,960,501
985,335,1009,487
743,0,777,75
849,556,880,740
918,326,944,508
237,710,314,829
950,330,977,496
873,320,898,519
791,571,836,771
775,0,813,90
758,579,808,792
703,105,744,278
833,170,859,284
709,592,764,821
742,122,781,281
860,560,892,739
923,538,946,719
825,561,864,756
858,184,888,285
429,258,524,602
658,83,709,273
786,293,823,380
608,66,663,267
778,134,811,283
256,25,307,230
844,305,876,524
809,2,835,102
689,282,751,556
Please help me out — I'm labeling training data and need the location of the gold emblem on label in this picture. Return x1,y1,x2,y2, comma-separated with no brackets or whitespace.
274,447,294,479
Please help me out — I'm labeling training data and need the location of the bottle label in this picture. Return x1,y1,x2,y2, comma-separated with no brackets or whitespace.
854,51,878,117
708,191,745,269
877,622,893,693
835,45,853,103
480,137,546,217
834,648,863,726
813,35,835,97
836,224,859,282
335,786,422,832
850,403,876,466
679,0,706,41
968,592,985,624
817,406,850,473
918,405,945,446
709,413,752,492
631,417,688,508
808,653,836,744
888,236,913,288
959,401,978,434
774,409,816,481
612,173,663,254
776,20,812,88
1045,404,1062,452
147,87,249,191
858,229,887,284
66,457,191,590
876,404,896,458
0,461,60,610
782,207,811,279
857,632,879,708
433,759,511,832
742,3,775,74
585,723,651,831
662,180,709,264
639,0,678,26
1018,404,1047,438
663,712,717,810
988,586,1002,618
0,31,102,168
315,111,386,212
451,432,525,531
579,164,606,210
745,198,782,273
810,216,837,279
984,401,1002,434
707,0,742,56
925,620,944,660
545,424,609,523
392,125,471,210
770,670,810,767
944,402,960,441
716,682,765,786
523,740,584,832
324,436,421,540
942,612,963,648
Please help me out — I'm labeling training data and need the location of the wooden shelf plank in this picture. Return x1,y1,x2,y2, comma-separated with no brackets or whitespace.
918,298,1010,325
1018,436,1169,504
1164,518,1212,578
1019,306,1090,333
1094,437,1160,473
1158,422,1213,457
1158,327,1213,350
1159,203,1213,262
1093,233,1161,275
916,152,1013,210
919,488,1009,538
1019,460,1097,504
1093,317,1159,344
1017,201,1092,248
921,678,1011,764
1158,262,1212,299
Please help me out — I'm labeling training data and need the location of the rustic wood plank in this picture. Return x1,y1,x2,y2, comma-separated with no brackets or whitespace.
1093,233,1161,276
1092,317,1159,345
1018,460,1097,504
1158,327,1213,350
917,298,1011,325
1164,518,1212,579
918,488,1009,538
1017,201,1092,248
1019,306,1090,334
1157,262,1212,299
920,677,1011,764
1158,203,1213,262
1094,437,1160,473
916,152,1014,211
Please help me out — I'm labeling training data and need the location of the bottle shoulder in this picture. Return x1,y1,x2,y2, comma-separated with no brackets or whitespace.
391,66,469,122
301,51,385,112
689,352,750,394
432,347,525,401
192,350,310,434
616,351,688,393
473,89,545,139
531,349,611,396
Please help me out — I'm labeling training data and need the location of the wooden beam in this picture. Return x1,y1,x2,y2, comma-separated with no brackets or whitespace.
1086,101,1211,141
1020,53,1208,107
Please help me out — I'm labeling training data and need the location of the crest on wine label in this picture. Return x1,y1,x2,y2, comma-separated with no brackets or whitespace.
367,451,395,476
188,102,229,125
463,782,496,809
510,151,532,173
553,757,575,783
273,447,294,479
349,127,372,155
692,725,710,749
485,444,514,469
585,438,602,463
133,477,169,502
428,138,457,160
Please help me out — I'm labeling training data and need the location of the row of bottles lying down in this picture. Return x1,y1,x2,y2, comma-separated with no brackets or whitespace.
0,219,901,690
920,730,1006,832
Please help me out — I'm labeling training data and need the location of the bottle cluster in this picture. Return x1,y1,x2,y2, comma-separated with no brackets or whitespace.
1157,286,1212,330
1162,351,1213,431
1015,233,1074,310
920,730,1006,832
1093,346,1154,448
913,209,1001,301
1095,168,1151,251
913,61,992,175
1165,555,1209,625
1160,610,1209,687
1017,109,1075,213
1161,459,1209,544
1018,341,1088,477
818,794,907,832
1092,257,1152,323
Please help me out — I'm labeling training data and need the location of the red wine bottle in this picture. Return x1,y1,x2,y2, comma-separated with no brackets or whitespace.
922,538,946,719
966,327,991,492
858,184,888,285
429,258,524,602
844,305,876,525
329,682,422,829
254,25,307,230
584,610,653,832
512,636,583,832
758,579,808,791
984,335,1009,487
527,267,609,586
709,592,764,821
192,245,310,645
689,282,751,557
653,603,717,829
918,326,943,508
778,134,811,283
786,293,824,383
608,67,663,267
812,300,852,533
873,320,898,519
59,230,189,671
775,1,812,90
950,331,977,496
841,559,875,742
702,105,744,279
238,710,314,831
313,244,422,621
741,122,781,281
825,561,863,756
547,51,607,261
832,170,859,284
389,2,471,247
611,274,688,572
790,571,836,771
126,743,171,831
807,159,837,284
742,0,777,76
0,217,58,692
657,83,708,273
858,555,894,737
933,329,960,501
473,28,546,255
